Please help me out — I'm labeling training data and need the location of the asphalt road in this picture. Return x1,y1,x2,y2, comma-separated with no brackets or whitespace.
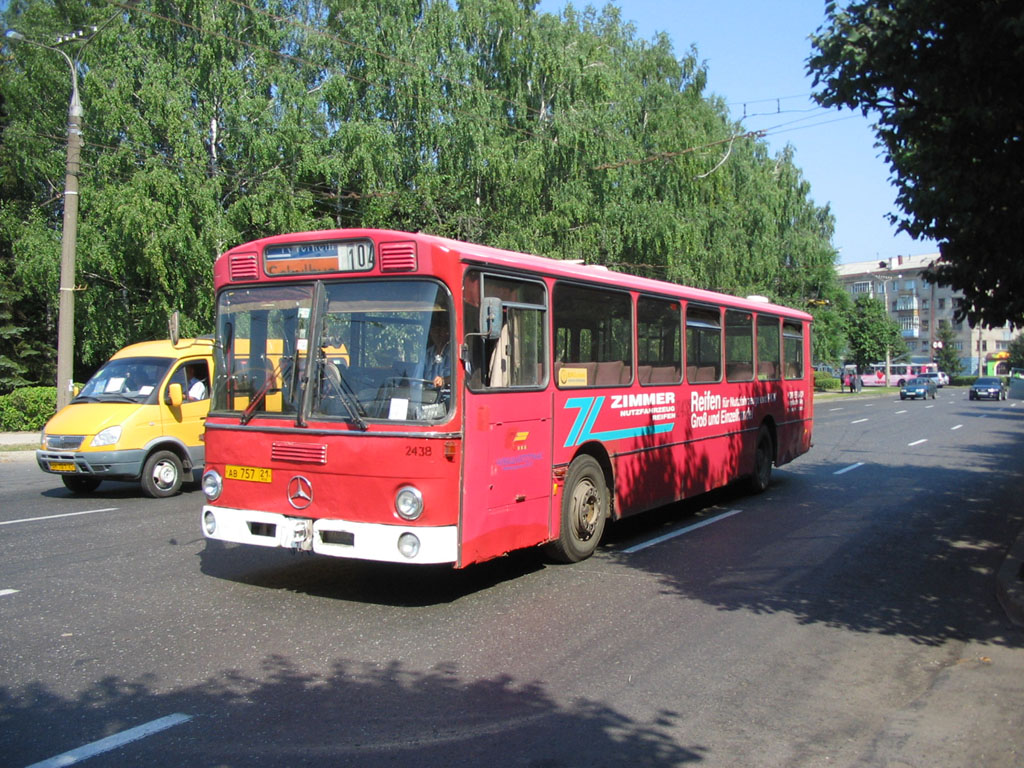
2,388,1023,767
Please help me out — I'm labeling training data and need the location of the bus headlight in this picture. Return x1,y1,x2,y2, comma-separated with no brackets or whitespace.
202,470,223,501
397,532,421,559
91,425,122,447
394,485,423,520
203,510,217,535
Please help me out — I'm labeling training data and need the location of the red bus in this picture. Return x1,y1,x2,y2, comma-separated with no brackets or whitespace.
199,229,813,566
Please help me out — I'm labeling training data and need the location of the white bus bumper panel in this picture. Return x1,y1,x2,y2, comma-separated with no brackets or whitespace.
201,506,458,565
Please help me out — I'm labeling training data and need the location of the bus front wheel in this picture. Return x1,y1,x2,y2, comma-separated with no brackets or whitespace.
546,455,608,563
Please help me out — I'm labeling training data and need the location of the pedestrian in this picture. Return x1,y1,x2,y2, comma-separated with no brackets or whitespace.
843,372,851,391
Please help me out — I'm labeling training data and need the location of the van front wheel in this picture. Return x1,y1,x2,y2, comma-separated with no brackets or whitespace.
141,450,183,498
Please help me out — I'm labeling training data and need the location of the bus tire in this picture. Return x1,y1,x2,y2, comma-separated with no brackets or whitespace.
141,450,183,498
749,426,774,494
546,455,608,563
62,475,101,494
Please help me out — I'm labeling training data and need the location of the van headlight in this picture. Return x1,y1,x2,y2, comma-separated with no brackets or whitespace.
91,426,122,447
394,485,423,520
202,470,223,501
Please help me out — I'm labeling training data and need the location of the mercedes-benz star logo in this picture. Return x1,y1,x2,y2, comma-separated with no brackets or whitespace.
287,475,313,510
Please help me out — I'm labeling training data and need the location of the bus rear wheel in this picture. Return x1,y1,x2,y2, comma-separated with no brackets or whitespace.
546,455,608,563
749,426,774,494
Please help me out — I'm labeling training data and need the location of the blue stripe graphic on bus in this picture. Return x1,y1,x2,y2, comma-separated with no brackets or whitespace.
563,396,675,447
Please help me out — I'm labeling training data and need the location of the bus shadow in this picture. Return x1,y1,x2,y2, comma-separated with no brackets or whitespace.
606,425,1024,649
198,539,548,606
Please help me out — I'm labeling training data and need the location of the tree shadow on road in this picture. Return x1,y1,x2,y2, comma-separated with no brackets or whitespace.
0,655,707,767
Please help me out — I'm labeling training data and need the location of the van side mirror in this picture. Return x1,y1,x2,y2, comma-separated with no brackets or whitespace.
480,297,503,341
166,382,183,407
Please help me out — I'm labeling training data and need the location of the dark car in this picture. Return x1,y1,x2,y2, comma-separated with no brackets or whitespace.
900,377,937,400
969,376,1007,400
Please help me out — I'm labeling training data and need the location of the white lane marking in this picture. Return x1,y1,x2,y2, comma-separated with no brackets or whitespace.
623,510,742,553
895,409,908,414
834,462,864,475
951,424,963,431
25,713,192,768
828,407,843,412
0,589,19,597
908,439,928,447
925,404,935,409
851,418,869,424
0,508,118,527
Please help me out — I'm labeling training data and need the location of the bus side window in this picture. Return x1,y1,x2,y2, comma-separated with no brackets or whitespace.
465,271,547,390
783,320,804,379
686,304,722,383
757,315,781,381
553,283,633,388
637,296,681,386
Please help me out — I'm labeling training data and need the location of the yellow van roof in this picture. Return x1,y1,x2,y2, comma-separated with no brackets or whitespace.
110,338,214,360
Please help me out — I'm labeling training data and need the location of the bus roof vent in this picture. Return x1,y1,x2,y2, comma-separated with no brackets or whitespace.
229,252,259,281
746,294,770,303
379,241,417,272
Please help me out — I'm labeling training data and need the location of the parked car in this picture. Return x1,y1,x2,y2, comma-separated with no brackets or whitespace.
969,376,1007,401
917,371,947,388
900,377,937,400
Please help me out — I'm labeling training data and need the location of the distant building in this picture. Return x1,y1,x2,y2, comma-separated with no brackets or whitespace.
835,254,1020,376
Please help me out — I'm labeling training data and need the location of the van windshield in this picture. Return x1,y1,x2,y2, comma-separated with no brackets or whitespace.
74,357,174,404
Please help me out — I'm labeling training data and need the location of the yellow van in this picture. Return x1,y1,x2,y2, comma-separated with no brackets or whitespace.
36,338,214,497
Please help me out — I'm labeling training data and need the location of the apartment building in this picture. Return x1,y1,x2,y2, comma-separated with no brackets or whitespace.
835,254,1019,375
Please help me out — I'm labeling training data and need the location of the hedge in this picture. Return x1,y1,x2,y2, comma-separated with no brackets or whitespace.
814,371,841,391
0,387,57,431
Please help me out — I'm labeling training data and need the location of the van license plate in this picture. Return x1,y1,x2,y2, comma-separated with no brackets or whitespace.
48,462,77,472
225,465,272,483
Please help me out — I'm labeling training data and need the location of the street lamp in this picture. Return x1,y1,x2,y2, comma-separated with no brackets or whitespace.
5,27,94,410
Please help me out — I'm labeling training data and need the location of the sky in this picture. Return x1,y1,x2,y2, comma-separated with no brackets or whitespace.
536,0,941,266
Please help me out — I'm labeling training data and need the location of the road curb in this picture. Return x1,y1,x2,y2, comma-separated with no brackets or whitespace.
996,524,1024,628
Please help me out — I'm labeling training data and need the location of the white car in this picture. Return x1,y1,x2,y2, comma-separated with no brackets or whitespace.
918,371,949,388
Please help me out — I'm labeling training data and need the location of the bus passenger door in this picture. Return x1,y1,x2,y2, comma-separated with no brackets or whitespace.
460,296,552,566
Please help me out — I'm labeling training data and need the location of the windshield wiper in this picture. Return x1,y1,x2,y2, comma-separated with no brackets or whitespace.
319,352,367,431
240,358,284,425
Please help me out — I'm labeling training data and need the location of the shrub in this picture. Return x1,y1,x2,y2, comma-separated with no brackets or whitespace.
814,371,841,391
0,386,57,431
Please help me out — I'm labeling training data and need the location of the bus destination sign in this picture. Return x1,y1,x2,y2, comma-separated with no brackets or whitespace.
264,239,375,276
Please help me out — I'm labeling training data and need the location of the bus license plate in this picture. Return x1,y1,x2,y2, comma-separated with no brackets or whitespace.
48,462,77,473
225,465,273,483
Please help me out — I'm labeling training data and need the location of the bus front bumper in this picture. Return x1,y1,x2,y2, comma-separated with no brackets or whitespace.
201,505,458,565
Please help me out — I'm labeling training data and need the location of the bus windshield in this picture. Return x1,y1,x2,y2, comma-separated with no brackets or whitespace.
212,280,453,424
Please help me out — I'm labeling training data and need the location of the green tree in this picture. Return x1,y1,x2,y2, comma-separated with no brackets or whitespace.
845,294,905,373
1006,333,1024,373
932,322,962,377
809,0,1024,329
1,0,843,385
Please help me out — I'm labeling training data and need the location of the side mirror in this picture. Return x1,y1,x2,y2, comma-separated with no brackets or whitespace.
480,297,503,341
166,382,183,408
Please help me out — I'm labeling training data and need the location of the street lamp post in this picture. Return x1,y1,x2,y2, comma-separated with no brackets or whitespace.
6,28,92,410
